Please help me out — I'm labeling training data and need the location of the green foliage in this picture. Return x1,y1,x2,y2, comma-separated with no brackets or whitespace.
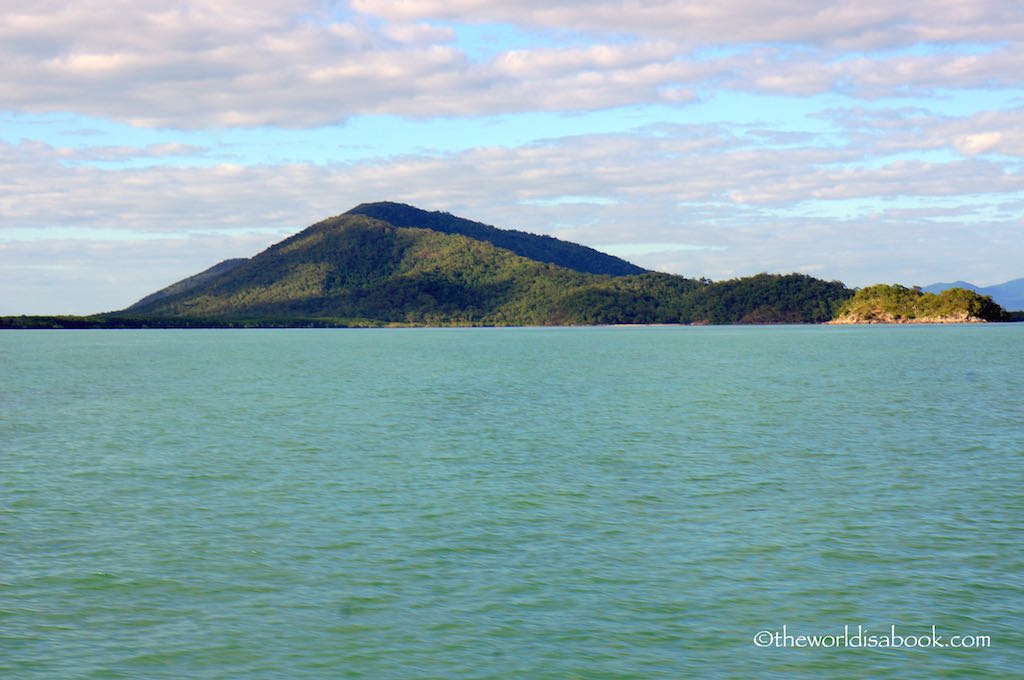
0,315,265,329
119,212,854,326
679,273,850,324
346,202,648,276
836,284,1009,322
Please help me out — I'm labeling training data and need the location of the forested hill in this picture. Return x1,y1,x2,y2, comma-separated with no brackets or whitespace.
346,202,647,276
831,284,1009,323
107,207,852,326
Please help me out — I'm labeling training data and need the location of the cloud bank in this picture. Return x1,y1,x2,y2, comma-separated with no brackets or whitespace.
0,1,1021,126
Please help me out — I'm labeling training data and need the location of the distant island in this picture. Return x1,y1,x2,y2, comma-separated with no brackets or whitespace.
1,202,1015,328
831,284,1010,324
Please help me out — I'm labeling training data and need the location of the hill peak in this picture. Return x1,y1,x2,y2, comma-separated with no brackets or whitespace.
345,201,647,277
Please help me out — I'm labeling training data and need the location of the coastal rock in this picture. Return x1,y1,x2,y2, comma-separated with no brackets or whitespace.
828,311,987,324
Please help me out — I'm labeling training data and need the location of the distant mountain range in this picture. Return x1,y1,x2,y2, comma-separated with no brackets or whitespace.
922,279,1024,312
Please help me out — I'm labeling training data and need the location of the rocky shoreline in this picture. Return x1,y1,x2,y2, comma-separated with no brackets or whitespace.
829,311,987,324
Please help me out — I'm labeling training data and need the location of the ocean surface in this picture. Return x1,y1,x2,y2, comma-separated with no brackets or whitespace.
2,325,1022,678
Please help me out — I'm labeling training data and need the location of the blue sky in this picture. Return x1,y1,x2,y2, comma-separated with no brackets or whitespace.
1,1,1022,314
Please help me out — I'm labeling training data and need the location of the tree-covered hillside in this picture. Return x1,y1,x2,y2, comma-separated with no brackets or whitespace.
833,284,1008,323
346,202,647,276
14,201,1024,328
117,211,852,326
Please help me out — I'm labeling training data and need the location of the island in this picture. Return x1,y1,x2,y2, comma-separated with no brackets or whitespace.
830,284,1009,324
1,203,1014,328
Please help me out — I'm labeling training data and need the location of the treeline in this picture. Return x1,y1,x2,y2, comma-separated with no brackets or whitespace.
1,316,228,329
0,315,391,329
537,272,850,325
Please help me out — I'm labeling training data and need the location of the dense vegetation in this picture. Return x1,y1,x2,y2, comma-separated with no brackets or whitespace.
41,203,1024,328
922,278,1024,312
834,284,1009,323
10,203,1014,328
114,212,851,326
346,202,647,276
0,315,387,329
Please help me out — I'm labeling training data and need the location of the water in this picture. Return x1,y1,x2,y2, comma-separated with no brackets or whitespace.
2,326,1022,678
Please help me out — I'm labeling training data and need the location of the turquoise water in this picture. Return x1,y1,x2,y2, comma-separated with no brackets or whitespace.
2,326,1022,678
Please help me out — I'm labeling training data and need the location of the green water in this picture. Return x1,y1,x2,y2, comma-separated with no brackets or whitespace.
2,326,1022,678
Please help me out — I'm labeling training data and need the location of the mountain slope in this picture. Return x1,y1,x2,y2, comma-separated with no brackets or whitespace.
119,206,852,326
128,258,247,311
922,278,1024,311
346,202,647,276
125,213,670,324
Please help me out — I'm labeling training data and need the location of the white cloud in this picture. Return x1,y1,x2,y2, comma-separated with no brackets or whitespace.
822,106,1024,157
955,132,1004,155
3,126,1018,235
351,0,1024,49
3,116,1021,313
0,1,1020,126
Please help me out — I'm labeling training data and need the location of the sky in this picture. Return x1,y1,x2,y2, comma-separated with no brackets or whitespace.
1,1,1022,314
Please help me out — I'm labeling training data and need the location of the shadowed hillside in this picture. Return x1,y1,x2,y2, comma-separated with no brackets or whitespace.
346,202,647,277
